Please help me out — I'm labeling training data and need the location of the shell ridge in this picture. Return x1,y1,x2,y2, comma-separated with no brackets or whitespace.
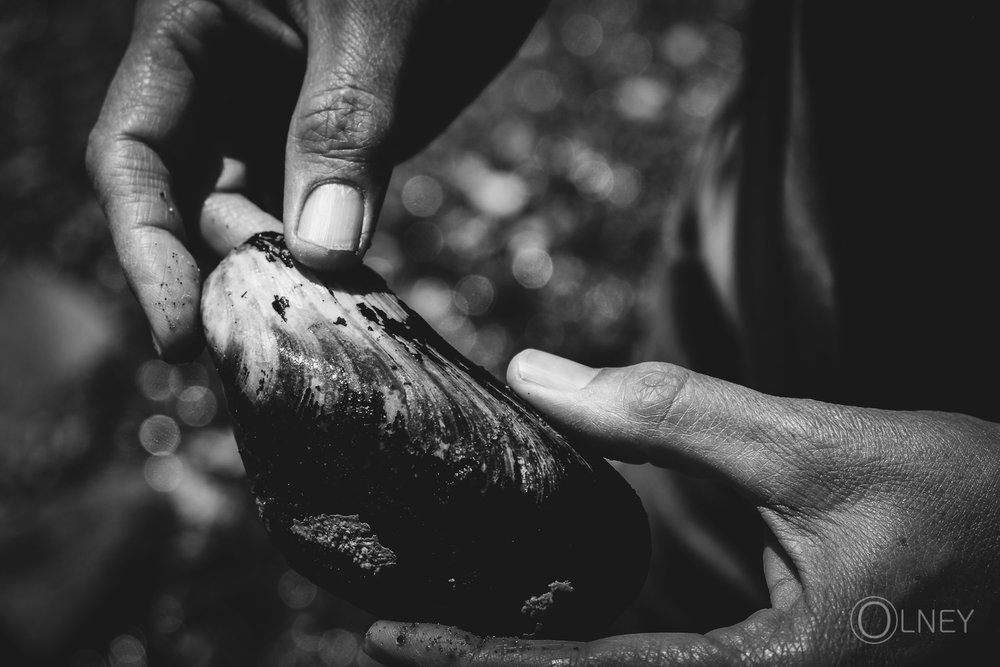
202,232,651,639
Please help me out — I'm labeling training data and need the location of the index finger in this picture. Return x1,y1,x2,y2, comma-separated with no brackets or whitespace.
86,8,214,360
363,621,747,667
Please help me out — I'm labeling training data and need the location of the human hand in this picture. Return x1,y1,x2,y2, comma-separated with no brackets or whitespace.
87,0,548,360
363,350,1000,665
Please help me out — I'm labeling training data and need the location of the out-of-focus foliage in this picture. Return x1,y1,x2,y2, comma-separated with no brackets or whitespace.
0,0,743,665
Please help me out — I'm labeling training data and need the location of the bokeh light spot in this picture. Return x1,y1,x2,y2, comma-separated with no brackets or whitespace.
144,454,184,493
512,247,554,289
680,78,726,118
586,275,636,326
561,14,604,57
571,156,615,200
291,614,322,652
445,214,496,261
139,414,181,456
451,156,532,218
661,24,708,68
454,274,496,316
108,634,145,667
278,569,318,610
438,314,477,355
401,174,444,218
491,119,536,164
319,628,360,667
176,386,218,427
707,23,742,70
135,360,178,401
151,594,185,635
515,69,563,113
407,278,454,324
615,76,673,121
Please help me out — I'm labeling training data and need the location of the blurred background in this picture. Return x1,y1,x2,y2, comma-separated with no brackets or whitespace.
0,0,744,665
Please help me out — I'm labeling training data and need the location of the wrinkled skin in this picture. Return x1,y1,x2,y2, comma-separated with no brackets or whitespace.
87,0,548,360
363,350,1000,665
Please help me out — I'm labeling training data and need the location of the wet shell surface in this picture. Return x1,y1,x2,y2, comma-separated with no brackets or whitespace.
201,232,650,638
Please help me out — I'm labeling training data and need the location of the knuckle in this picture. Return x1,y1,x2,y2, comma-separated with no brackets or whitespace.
621,362,691,428
294,84,392,157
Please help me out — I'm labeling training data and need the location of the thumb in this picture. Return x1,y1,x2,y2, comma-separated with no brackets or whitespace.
507,349,861,504
283,1,409,270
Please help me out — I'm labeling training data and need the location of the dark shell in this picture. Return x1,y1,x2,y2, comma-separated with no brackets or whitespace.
201,232,650,638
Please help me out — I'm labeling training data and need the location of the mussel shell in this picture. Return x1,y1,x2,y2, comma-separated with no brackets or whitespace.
201,232,650,638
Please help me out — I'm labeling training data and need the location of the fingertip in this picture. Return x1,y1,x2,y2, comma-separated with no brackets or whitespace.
149,331,164,358
284,180,372,272
363,620,402,652
362,622,480,667
505,348,538,388
285,233,365,272
507,349,599,394
133,276,204,364
285,180,367,268
363,621,411,666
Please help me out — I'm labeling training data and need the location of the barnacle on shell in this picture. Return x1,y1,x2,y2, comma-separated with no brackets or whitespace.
201,232,650,638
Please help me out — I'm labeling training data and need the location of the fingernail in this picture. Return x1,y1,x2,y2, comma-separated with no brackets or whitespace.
150,332,163,358
297,182,363,251
514,349,598,392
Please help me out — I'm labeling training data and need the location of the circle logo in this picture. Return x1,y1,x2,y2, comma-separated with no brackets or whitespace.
850,596,898,644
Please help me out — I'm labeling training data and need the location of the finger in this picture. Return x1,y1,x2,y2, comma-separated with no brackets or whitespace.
199,157,282,255
505,349,866,502
199,192,283,256
282,0,415,270
363,622,747,667
213,156,250,193
87,9,216,360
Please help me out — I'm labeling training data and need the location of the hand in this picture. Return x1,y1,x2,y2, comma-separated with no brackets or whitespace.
363,350,1000,665
87,0,548,360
